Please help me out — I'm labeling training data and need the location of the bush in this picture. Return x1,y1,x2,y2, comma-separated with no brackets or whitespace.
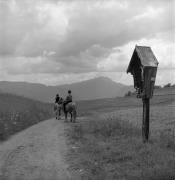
164,83,171,88
154,85,162,89
125,91,132,97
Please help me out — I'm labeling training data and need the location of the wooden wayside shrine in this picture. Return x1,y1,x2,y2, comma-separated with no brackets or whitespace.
127,45,159,142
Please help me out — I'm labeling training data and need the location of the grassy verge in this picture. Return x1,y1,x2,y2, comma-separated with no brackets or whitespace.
0,93,53,141
66,117,175,180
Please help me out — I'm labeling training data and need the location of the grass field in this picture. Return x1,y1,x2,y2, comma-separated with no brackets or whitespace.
0,93,53,141
66,92,175,179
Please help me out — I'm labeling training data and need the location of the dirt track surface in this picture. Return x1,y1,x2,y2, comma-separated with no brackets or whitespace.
0,119,73,180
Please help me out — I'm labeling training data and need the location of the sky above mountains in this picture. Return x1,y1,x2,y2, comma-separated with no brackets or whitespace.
0,0,174,85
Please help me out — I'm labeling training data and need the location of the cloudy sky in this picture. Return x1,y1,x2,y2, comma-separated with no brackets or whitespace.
0,0,174,85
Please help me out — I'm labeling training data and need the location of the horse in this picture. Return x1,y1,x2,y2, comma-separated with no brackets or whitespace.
54,103,62,120
64,102,77,123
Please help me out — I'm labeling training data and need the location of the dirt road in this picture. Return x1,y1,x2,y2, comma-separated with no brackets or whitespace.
0,119,75,180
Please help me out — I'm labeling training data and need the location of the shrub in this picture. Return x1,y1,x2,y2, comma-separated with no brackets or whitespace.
125,91,132,97
164,83,171,88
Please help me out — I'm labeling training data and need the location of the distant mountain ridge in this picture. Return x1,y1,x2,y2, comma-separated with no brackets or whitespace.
0,77,134,102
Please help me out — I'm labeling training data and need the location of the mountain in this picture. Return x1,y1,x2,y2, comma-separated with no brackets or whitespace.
0,77,134,102
0,81,54,102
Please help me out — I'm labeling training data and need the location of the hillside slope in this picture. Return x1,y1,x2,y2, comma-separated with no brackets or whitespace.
0,93,53,140
154,86,175,96
0,77,134,102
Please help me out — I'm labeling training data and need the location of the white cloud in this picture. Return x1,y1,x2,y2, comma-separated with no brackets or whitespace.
97,31,175,72
128,6,164,22
0,0,174,85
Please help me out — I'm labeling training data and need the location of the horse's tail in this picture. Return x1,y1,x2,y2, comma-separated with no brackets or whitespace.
70,102,77,122
73,108,77,120
54,103,57,111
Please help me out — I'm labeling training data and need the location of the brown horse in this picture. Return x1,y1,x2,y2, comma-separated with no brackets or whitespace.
64,102,77,122
54,103,62,120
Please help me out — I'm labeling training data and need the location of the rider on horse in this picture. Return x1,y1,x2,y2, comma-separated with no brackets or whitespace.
63,90,72,113
54,94,63,119
55,94,63,104
55,94,60,104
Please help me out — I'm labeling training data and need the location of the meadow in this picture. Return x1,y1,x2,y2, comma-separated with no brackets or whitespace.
66,89,175,179
0,93,53,141
0,87,175,179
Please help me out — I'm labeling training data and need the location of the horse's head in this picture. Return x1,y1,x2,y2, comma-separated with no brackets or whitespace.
59,97,64,104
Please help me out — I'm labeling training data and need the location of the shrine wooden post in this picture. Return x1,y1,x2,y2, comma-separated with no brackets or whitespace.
142,98,150,142
127,45,159,143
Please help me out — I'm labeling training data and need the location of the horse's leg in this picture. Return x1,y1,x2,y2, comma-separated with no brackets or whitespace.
55,111,57,119
73,110,76,123
65,112,68,122
58,108,61,120
59,107,61,117
57,112,60,120
70,112,72,122
57,112,59,119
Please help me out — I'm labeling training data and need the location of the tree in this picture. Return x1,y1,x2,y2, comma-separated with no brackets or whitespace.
154,85,161,89
125,91,132,97
164,83,171,88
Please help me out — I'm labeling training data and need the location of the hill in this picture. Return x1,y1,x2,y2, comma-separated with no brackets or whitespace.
0,77,134,102
0,93,53,140
154,86,175,96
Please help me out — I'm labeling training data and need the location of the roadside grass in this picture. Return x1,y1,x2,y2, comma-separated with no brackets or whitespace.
66,115,175,179
0,93,53,141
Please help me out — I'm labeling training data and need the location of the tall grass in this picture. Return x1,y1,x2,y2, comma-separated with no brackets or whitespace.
0,93,53,141
66,117,175,180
